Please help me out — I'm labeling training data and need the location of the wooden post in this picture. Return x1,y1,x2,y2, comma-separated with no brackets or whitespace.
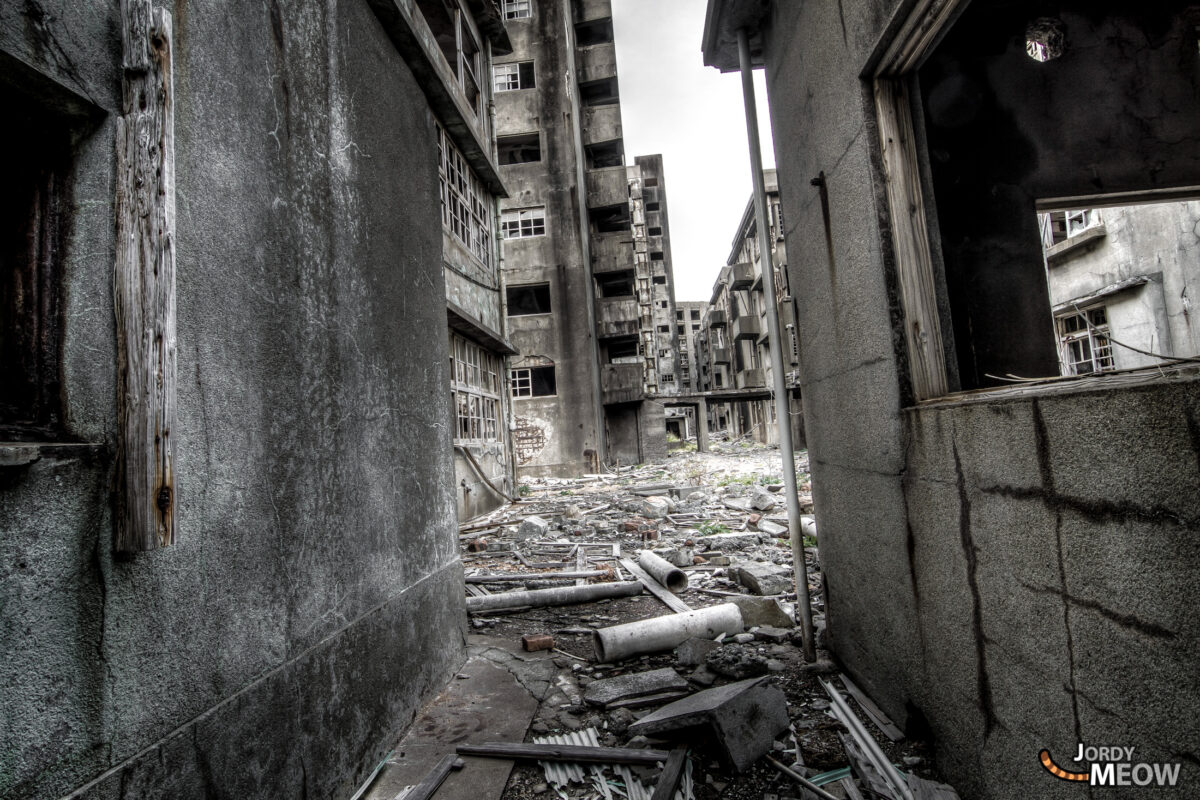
115,0,177,551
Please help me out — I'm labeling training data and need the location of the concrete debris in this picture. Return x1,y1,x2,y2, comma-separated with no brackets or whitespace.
749,486,778,511
735,562,794,596
756,519,788,537
635,496,673,519
518,515,550,539
674,637,722,667
583,667,690,708
629,677,791,772
705,644,769,679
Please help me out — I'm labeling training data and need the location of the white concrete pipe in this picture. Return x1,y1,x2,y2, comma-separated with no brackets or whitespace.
637,550,689,593
465,580,643,612
592,603,744,662
801,515,817,540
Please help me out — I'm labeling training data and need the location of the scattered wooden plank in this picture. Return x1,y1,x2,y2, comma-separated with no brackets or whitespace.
649,748,688,800
398,754,464,800
765,755,840,800
840,673,905,742
456,743,670,766
619,559,692,614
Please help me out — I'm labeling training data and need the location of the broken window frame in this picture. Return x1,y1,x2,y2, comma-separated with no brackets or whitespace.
449,333,501,442
510,365,556,398
501,0,532,20
506,282,552,316
493,60,535,92
1055,306,1115,376
1039,208,1103,250
497,131,542,165
437,122,495,270
501,206,546,239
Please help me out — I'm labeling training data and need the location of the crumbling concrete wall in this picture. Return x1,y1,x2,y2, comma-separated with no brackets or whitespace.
756,1,1200,798
0,2,464,797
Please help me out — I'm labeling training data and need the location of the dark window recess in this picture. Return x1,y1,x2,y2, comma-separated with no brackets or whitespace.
653,275,666,284
575,17,614,46
648,226,662,236
676,310,684,320
579,77,619,106
658,325,670,333
507,283,552,315
529,366,556,396
646,202,660,211
650,251,664,261
590,203,630,233
597,270,635,297
586,140,624,169
606,336,639,361
690,310,700,320
498,132,541,165
415,0,457,68
2,93,73,439
676,325,684,335
644,177,658,187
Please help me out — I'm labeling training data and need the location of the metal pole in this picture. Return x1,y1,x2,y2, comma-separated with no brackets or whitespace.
736,27,816,661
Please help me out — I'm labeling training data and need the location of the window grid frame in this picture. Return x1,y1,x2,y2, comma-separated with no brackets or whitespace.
437,122,494,270
450,334,502,443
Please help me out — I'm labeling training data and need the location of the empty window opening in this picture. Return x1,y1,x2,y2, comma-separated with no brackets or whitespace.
511,365,556,397
658,300,668,309
590,203,630,233
586,140,625,169
501,206,546,238
450,334,501,441
415,0,484,116
494,60,535,92
675,310,683,320
498,132,541,165
438,123,494,268
650,251,664,261
658,325,670,333
597,270,635,298
575,18,614,47
2,95,71,438
690,310,700,320
648,226,662,237
652,275,666,285
506,283,551,315
644,177,658,188
502,0,531,20
579,77,619,106
646,201,660,211
606,336,640,363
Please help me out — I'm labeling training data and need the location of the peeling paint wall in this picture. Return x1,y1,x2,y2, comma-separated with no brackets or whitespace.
0,2,464,797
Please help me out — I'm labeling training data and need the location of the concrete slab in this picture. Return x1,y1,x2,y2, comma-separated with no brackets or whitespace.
583,667,689,707
364,642,545,800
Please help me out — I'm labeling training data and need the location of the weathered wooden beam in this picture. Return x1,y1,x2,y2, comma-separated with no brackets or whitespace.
649,747,688,800
456,743,670,766
115,0,177,551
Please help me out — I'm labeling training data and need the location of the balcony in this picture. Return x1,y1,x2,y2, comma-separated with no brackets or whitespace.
729,262,755,290
732,314,762,340
711,346,731,365
583,104,623,145
707,309,727,328
576,43,618,84
736,368,766,389
591,231,635,274
586,165,629,211
602,363,644,405
596,297,639,338
577,0,613,22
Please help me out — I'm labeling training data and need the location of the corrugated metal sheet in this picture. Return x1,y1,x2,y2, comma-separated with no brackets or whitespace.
532,728,693,800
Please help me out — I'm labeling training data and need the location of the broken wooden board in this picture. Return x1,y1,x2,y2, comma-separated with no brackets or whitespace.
619,558,692,614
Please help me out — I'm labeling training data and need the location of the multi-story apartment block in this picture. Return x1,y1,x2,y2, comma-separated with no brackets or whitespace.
696,171,804,446
493,0,678,475
1038,201,1200,375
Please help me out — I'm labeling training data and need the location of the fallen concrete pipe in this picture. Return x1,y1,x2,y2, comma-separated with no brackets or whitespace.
593,603,744,662
801,515,817,540
637,550,689,593
465,580,643,612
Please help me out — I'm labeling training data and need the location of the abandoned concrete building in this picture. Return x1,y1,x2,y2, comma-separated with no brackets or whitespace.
704,1,1200,799
1,0,513,797
494,0,680,476
665,300,706,439
1038,201,1200,375
694,170,804,447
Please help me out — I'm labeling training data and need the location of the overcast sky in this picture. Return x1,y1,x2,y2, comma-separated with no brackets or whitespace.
611,0,776,302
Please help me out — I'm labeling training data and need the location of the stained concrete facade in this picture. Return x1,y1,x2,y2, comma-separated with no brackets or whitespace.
0,1,497,796
1039,201,1200,375
704,2,1200,798
494,0,671,476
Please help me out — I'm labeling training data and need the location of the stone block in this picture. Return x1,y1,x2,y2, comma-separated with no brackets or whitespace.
628,677,790,771
735,563,793,596
726,596,795,628
583,667,689,708
517,515,549,539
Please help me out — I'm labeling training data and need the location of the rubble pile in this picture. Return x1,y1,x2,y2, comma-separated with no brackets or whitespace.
454,443,956,800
